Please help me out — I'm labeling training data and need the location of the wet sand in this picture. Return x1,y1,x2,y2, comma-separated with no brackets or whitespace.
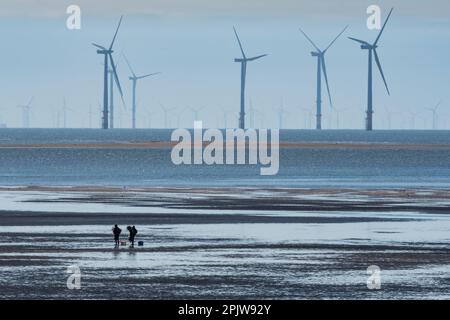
1,187,450,299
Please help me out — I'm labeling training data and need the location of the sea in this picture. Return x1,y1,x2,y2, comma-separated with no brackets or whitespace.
0,128,449,188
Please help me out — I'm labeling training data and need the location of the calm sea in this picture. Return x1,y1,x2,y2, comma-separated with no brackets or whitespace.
0,128,449,188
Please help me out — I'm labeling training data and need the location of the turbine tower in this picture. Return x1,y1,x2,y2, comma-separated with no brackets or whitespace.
107,62,119,129
299,26,348,130
17,97,33,128
233,27,268,129
61,98,73,128
427,100,442,130
92,16,125,129
123,54,160,129
349,8,394,131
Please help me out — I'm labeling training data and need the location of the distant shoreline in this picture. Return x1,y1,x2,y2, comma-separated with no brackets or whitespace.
1,141,450,150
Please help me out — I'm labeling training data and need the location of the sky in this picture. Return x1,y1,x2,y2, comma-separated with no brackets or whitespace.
0,0,449,129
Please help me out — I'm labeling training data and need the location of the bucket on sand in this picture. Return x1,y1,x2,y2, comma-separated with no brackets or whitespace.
120,241,127,246
138,241,144,247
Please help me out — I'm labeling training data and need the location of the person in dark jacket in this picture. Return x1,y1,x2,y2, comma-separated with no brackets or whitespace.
112,224,122,248
127,225,138,248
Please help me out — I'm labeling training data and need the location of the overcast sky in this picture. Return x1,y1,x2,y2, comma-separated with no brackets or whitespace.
0,0,449,129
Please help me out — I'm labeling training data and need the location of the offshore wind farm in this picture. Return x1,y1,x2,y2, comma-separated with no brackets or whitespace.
1,0,450,301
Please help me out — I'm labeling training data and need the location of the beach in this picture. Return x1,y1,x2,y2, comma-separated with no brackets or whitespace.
1,186,450,299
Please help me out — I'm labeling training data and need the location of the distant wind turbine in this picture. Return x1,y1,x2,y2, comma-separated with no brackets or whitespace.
220,109,234,129
427,100,442,130
299,26,348,130
300,107,313,129
333,106,350,129
61,98,74,128
88,104,93,128
92,16,125,129
275,98,288,129
409,111,419,130
383,105,392,129
145,109,156,128
254,108,266,128
349,7,394,131
123,53,160,129
159,104,177,128
233,27,268,129
188,106,206,122
17,97,34,128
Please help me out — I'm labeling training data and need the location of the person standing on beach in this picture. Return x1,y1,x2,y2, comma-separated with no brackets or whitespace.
112,224,122,248
127,225,138,248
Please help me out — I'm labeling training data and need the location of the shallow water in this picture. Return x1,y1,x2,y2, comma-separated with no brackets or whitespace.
1,129,450,188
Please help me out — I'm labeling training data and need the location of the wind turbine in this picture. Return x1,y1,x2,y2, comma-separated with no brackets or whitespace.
61,98,72,128
159,104,177,128
220,109,234,129
300,106,313,129
333,106,350,129
92,16,125,129
427,100,442,130
145,108,157,128
17,97,34,128
233,27,268,129
123,53,160,129
188,106,206,122
349,8,394,131
88,104,93,128
274,98,288,129
254,108,266,128
383,105,392,129
299,26,348,130
409,111,419,129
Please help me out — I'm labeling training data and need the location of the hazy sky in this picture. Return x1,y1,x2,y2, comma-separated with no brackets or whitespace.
0,0,449,129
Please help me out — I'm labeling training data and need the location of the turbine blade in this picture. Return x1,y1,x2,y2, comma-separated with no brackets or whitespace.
320,57,333,108
109,15,123,50
92,43,106,50
27,97,34,107
348,37,369,45
122,53,136,77
299,28,320,52
373,49,390,95
109,54,123,98
233,27,246,59
137,72,161,80
374,7,394,46
247,54,268,61
324,25,348,53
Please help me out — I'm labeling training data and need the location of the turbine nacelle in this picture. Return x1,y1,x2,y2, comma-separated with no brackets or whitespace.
360,44,373,50
96,49,112,55
311,51,321,57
